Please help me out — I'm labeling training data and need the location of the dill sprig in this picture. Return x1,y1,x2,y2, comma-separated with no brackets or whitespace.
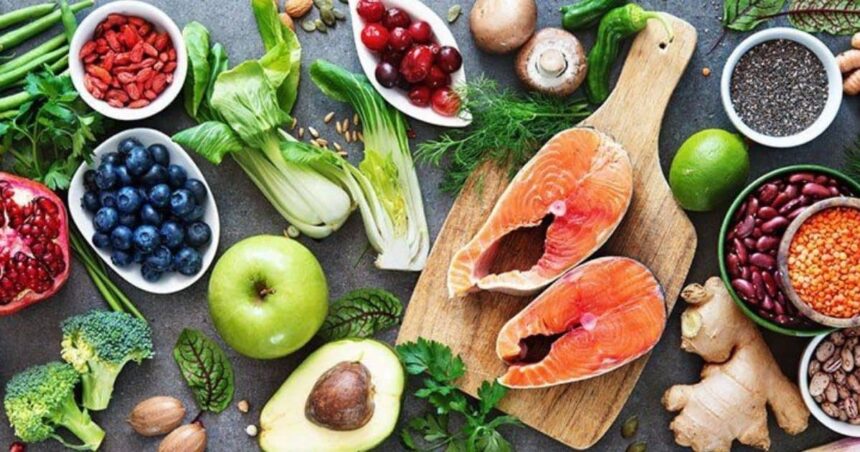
417,77,591,194
845,134,860,184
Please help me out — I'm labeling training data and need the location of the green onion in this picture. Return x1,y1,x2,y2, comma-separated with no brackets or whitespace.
0,34,65,75
0,0,92,52
0,3,56,31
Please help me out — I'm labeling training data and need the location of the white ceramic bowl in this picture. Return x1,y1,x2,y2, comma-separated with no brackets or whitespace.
348,0,471,128
69,1,187,121
68,128,220,295
721,28,842,148
799,333,860,436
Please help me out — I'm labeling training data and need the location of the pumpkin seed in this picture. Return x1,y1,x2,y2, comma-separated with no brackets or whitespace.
320,7,336,26
627,442,646,452
313,0,333,8
621,416,639,439
332,8,346,20
447,5,462,23
301,20,316,32
315,18,327,33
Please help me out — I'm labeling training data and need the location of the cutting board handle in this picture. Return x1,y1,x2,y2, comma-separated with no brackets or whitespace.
586,14,697,148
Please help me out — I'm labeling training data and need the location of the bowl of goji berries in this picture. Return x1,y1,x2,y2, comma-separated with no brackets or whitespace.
69,0,187,121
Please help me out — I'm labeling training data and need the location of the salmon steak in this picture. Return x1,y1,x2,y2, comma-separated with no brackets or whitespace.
496,257,666,388
447,127,633,297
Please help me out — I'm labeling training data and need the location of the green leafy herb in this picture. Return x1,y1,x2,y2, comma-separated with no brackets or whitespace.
843,134,860,184
787,0,860,35
722,0,786,31
0,71,104,190
417,78,591,194
173,329,235,413
318,288,403,341
396,338,521,451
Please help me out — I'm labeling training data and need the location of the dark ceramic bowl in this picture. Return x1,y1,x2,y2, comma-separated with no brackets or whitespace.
718,165,860,336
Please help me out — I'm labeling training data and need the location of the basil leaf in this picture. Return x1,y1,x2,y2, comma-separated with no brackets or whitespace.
173,121,244,165
788,0,860,35
317,288,403,341
173,329,235,413
182,22,211,120
723,0,786,31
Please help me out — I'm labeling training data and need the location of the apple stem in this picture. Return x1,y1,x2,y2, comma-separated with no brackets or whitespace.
258,287,276,298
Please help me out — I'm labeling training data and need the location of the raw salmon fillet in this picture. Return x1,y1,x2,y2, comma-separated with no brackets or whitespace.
496,257,666,388
447,127,633,297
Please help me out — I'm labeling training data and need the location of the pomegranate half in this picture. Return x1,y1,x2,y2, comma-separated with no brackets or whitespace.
0,172,70,316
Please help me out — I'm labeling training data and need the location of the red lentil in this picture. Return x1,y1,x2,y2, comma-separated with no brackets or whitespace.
788,207,860,318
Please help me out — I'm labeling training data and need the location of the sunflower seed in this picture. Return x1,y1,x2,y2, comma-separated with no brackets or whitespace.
324,112,335,123
309,127,320,138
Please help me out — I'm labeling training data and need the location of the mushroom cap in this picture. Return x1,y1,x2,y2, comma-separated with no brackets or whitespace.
516,28,588,97
470,0,537,55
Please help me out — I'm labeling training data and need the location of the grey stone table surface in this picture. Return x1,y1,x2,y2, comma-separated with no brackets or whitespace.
1,0,857,450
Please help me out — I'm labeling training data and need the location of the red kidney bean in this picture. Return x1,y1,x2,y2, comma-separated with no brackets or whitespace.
779,198,804,215
758,206,778,220
789,173,816,183
750,252,776,269
746,197,759,217
732,279,756,300
773,298,785,315
759,183,779,204
761,216,789,233
761,295,774,310
756,236,779,252
803,183,831,198
741,266,751,280
815,175,830,185
762,271,778,297
752,270,765,299
752,227,763,238
744,237,757,249
788,206,807,220
727,253,741,277
734,238,748,264
736,215,755,238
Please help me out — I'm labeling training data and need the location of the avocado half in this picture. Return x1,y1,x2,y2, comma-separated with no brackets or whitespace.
259,338,405,452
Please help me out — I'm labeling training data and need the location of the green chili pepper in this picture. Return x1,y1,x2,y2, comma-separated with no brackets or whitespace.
585,3,673,104
561,0,628,31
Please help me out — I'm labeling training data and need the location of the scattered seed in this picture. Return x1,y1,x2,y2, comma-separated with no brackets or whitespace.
245,425,258,437
298,127,305,139
320,7,336,26
333,142,343,152
301,20,316,32
621,416,639,438
317,138,329,146
290,117,298,130
353,114,360,126
336,122,343,134
338,151,348,157
333,8,346,20
344,131,352,143
324,112,335,123
627,442,646,452
315,19,327,33
353,130,360,142
286,225,300,238
309,126,320,138
357,131,364,142
702,67,711,77
447,4,462,23
342,118,349,132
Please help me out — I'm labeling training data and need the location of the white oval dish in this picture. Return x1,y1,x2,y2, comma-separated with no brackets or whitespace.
720,28,842,149
68,1,188,122
68,128,220,295
348,0,471,128
798,333,860,437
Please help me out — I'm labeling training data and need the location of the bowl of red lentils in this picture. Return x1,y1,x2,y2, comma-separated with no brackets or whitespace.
778,197,860,327
68,0,187,121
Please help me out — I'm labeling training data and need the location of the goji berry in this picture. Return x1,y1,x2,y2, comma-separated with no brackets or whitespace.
107,89,130,103
106,14,127,26
130,43,144,63
137,23,151,36
168,49,176,61
80,41,97,58
102,52,116,72
105,30,121,52
115,53,130,65
146,32,158,45
162,62,177,74
128,99,150,109
128,16,146,27
91,87,104,100
144,90,158,100
120,24,140,48
86,65,112,84
116,72,136,84
96,38,109,54
151,74,167,94
125,83,141,101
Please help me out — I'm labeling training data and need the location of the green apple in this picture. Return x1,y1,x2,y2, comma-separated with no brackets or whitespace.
208,235,328,359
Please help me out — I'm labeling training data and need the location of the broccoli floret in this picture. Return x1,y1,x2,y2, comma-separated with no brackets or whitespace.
61,310,154,411
3,362,105,450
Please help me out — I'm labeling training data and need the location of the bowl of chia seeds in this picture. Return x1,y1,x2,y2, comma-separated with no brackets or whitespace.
721,28,843,148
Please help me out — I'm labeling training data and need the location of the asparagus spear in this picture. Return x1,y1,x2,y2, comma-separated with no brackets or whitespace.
0,0,92,52
0,3,56,31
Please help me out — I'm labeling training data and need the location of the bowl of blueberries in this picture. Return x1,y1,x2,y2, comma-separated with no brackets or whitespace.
68,128,220,294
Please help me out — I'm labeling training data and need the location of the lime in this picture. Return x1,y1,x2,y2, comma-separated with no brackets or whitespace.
669,129,750,212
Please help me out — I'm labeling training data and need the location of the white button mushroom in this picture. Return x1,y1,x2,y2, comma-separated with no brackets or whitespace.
516,28,588,97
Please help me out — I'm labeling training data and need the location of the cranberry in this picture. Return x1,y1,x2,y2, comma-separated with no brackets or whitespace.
389,27,413,52
408,21,433,43
356,0,385,22
381,47,404,66
375,62,399,88
382,7,411,29
408,85,432,107
396,76,412,91
400,45,434,83
429,43,442,57
437,46,463,73
431,87,460,117
424,65,450,89
361,23,390,51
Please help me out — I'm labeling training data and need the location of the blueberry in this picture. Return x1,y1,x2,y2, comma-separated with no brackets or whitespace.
148,184,171,209
110,225,134,250
82,191,101,213
102,152,124,166
185,222,212,248
182,205,205,222
98,190,117,208
126,146,154,177
114,165,133,186
93,207,119,233
141,264,163,282
146,246,173,272
92,233,111,249
137,187,148,203
184,179,208,204
141,164,168,186
116,186,143,214
111,250,133,268
167,164,187,188
118,212,137,228
83,170,97,191
160,222,185,249
174,247,203,276
170,189,196,217
133,250,146,264
139,204,163,226
118,137,142,155
133,225,161,253
149,144,170,166
95,163,119,190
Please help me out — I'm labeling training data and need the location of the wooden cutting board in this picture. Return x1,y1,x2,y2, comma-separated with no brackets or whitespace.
397,16,698,449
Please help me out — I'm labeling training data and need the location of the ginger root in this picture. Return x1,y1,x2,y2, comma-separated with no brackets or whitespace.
662,277,809,452
838,43,860,96
852,32,860,50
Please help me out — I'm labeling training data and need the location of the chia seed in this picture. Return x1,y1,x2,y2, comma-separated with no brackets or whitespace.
730,39,828,137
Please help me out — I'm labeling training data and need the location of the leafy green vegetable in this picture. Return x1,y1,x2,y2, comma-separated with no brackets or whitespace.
396,338,521,451
173,329,235,413
182,22,211,119
317,288,403,341
417,78,591,194
251,0,302,112
843,134,860,184
722,0,786,31
788,0,860,34
173,121,243,164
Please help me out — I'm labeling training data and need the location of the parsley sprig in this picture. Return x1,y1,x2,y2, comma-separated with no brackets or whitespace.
397,338,521,452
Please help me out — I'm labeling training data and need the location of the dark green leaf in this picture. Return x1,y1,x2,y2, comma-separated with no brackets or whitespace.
182,22,212,120
843,134,860,183
477,380,508,416
173,328,235,413
722,0,786,31
172,121,244,165
397,338,466,383
317,288,403,341
788,0,860,34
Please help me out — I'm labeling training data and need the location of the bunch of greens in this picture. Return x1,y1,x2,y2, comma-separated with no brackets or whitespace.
723,0,860,34
417,78,591,194
397,338,521,451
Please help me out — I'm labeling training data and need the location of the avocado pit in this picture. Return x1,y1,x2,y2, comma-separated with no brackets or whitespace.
305,361,375,431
